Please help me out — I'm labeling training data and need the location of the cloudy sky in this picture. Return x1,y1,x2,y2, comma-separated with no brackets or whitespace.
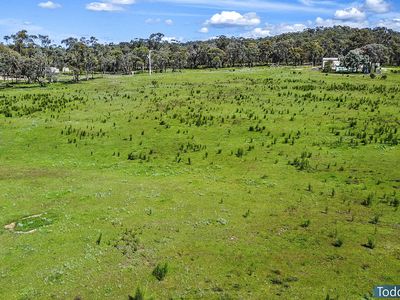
0,0,399,43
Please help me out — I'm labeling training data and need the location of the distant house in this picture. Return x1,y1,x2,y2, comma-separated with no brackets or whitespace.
371,62,381,73
45,67,60,83
322,58,340,71
62,67,71,73
336,66,355,73
46,67,60,74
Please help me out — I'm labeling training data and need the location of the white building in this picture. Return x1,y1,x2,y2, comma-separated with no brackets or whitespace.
45,67,60,83
46,67,60,74
322,58,340,70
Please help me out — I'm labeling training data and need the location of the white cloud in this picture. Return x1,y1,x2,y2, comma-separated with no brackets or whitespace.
298,0,336,6
86,2,123,11
245,27,271,38
315,16,369,28
244,22,307,38
273,23,307,34
205,11,260,27
145,0,330,14
110,0,135,4
145,18,161,24
38,1,61,9
145,18,173,25
162,36,183,42
377,17,400,30
199,27,209,33
0,19,44,34
86,0,135,11
364,0,390,14
312,0,391,30
334,7,365,21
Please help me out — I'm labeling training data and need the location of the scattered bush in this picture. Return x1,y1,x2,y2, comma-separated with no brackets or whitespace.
128,287,144,300
363,237,375,249
96,233,102,245
235,148,244,158
300,219,310,228
390,198,399,208
369,215,380,224
332,238,343,248
361,193,374,207
289,157,310,171
152,263,168,281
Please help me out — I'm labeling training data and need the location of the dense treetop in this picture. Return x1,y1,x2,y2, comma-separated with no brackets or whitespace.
1,26,399,83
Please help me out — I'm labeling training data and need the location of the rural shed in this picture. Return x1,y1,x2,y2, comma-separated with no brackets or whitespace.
322,58,340,70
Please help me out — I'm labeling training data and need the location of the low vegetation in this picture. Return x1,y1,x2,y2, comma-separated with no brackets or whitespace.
0,67,399,299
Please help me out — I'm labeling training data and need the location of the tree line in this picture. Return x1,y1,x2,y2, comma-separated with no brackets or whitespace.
0,26,399,83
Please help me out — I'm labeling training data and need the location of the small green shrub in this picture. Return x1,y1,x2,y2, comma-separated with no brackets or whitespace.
152,263,168,281
300,219,310,228
235,148,244,158
332,238,343,248
363,237,375,249
96,233,102,245
369,215,379,224
361,193,374,207
128,287,144,300
390,198,399,208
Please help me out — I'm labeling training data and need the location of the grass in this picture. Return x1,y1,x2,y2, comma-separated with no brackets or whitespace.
0,67,399,299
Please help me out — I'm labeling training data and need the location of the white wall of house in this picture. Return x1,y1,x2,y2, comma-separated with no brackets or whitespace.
322,58,340,70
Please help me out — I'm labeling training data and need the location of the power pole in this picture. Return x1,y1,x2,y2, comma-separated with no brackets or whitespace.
147,50,153,76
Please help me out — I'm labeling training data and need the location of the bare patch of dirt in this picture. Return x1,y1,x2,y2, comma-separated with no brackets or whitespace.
4,222,16,230
0,167,67,180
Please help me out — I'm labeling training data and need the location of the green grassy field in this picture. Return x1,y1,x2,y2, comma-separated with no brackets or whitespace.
0,67,399,299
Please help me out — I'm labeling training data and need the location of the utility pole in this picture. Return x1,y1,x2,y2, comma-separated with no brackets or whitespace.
147,50,153,76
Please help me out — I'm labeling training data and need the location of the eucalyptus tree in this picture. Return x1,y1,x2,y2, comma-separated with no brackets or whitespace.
10,30,30,54
342,49,369,72
207,47,225,69
21,50,47,83
133,45,149,72
151,45,170,72
61,37,85,81
1,26,400,82
361,44,389,65
306,41,324,66
148,33,164,51
215,35,230,52
244,41,259,67
80,37,98,79
258,40,272,65
388,36,400,65
187,43,201,68
0,45,22,81
226,38,245,67
168,43,188,71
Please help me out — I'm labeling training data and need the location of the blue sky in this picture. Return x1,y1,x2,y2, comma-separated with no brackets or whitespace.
0,0,399,43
